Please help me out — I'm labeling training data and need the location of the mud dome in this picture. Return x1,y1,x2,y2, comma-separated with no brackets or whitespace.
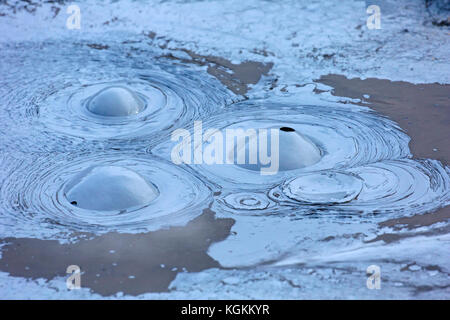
0,152,212,235
0,42,230,152
269,159,450,216
87,86,145,117
0,0,449,300
234,126,322,172
221,192,273,212
155,100,412,189
65,165,159,211
155,100,449,219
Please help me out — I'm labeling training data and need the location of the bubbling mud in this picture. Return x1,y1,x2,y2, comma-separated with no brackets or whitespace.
86,86,145,117
270,159,450,216
280,172,364,204
154,100,412,189
0,152,212,236
65,165,159,211
0,42,231,153
234,126,322,172
153,100,449,218
222,192,272,211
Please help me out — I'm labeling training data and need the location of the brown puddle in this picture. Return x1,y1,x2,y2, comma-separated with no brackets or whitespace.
161,49,273,95
0,208,234,296
315,74,450,233
316,74,450,165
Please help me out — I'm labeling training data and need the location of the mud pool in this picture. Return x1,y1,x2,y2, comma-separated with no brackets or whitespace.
0,0,449,299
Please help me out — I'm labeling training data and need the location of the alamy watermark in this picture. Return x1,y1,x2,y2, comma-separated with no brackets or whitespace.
170,121,280,175
66,264,81,290
366,265,381,289
66,4,81,30
366,5,381,30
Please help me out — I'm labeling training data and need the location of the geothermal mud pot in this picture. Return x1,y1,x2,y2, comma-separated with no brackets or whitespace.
0,0,449,299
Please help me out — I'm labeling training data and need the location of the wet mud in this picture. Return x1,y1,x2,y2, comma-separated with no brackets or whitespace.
315,74,450,231
0,209,234,296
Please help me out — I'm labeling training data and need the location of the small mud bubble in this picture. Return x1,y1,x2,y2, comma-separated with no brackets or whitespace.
223,192,271,211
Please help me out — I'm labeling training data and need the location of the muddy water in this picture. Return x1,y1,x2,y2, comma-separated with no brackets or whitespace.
162,49,273,95
316,74,450,230
0,209,234,296
316,74,450,165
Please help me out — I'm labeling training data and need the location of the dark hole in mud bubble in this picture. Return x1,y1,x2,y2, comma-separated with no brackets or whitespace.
280,126,295,132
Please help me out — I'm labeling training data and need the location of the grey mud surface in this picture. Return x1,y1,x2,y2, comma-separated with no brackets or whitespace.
316,74,450,238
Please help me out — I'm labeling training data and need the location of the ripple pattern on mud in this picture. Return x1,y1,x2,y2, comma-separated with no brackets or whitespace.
154,100,449,217
218,192,275,215
0,42,231,153
0,152,212,235
270,159,450,215
154,100,411,189
281,172,364,204
0,41,449,238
